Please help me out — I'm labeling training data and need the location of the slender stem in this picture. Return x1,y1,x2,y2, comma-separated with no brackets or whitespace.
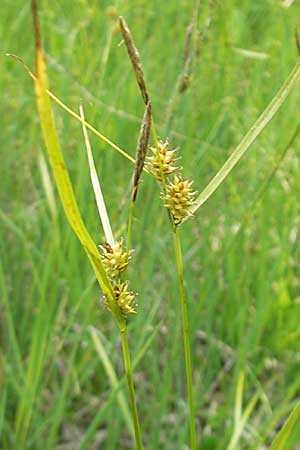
151,116,196,447
125,117,158,263
150,118,159,148
173,226,197,450
120,326,144,450
150,119,167,195
126,193,135,254
150,119,173,228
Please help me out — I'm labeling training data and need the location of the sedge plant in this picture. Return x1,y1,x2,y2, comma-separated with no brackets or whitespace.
118,13,300,450
27,2,147,449
10,1,300,448
119,16,204,450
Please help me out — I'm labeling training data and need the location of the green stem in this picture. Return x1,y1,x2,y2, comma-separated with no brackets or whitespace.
120,326,144,450
151,117,197,447
126,193,135,254
126,117,158,262
150,119,173,229
173,226,197,450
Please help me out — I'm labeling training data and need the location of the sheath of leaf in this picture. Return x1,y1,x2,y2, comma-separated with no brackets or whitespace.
99,239,131,279
146,139,181,181
163,175,197,225
104,282,137,316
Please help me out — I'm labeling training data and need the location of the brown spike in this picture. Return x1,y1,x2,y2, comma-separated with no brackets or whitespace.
119,16,149,104
133,101,152,200
182,19,194,64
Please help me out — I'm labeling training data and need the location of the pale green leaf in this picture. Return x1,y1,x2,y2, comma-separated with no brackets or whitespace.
189,61,300,217
80,104,114,246
268,402,300,450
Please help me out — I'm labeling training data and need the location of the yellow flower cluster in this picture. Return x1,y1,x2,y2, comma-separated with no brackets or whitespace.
146,139,197,225
146,140,180,180
113,282,136,316
164,175,196,225
100,239,136,317
100,240,130,278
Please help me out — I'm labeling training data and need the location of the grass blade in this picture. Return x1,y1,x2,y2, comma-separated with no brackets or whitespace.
77,323,161,450
79,104,114,246
189,61,300,216
31,0,122,322
6,53,137,167
89,326,134,438
227,372,259,450
38,151,57,221
267,401,300,450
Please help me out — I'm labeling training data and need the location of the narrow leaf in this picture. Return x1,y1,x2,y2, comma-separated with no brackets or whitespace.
227,391,259,450
234,372,244,426
189,61,300,216
79,105,114,246
38,152,57,220
6,53,137,167
77,322,161,450
89,326,134,438
268,401,300,450
31,0,122,323
232,47,270,60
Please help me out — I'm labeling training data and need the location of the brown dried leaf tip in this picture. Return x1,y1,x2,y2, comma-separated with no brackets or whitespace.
146,139,181,181
163,175,197,225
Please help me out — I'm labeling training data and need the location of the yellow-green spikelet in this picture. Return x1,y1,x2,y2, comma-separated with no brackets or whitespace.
113,282,137,316
99,239,130,278
163,175,196,224
146,139,180,180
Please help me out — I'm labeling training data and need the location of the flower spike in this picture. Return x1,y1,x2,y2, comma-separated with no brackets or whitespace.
163,175,197,225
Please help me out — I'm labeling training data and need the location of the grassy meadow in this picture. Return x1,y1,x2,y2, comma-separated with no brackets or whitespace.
1,0,300,449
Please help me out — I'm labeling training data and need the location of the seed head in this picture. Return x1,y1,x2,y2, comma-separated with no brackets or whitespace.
113,282,137,316
163,175,197,225
146,140,180,181
99,239,130,278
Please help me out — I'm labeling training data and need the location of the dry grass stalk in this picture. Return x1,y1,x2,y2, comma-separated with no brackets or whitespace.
119,16,149,104
182,18,195,64
133,101,152,200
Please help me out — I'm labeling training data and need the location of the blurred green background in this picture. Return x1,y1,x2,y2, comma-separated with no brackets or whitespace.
1,0,300,449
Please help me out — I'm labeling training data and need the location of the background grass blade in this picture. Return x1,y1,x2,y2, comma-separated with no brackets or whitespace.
89,326,134,438
227,372,259,450
189,61,300,215
77,323,161,450
267,402,300,450
6,52,138,166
